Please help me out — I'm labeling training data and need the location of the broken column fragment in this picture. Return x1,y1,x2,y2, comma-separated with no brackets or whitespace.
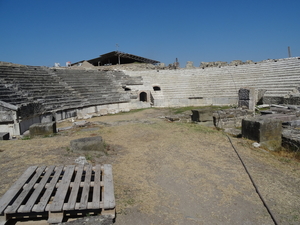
242,117,282,151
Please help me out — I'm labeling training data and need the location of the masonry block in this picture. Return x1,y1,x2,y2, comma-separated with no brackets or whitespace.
29,122,57,137
70,136,106,153
238,89,251,100
238,100,249,109
242,117,282,151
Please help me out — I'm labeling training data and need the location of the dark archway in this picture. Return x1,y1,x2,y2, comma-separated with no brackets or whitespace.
153,86,161,91
139,92,147,102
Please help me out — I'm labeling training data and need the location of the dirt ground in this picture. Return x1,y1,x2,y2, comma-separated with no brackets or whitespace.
0,107,299,225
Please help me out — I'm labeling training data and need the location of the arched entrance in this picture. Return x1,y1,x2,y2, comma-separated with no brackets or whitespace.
139,92,147,102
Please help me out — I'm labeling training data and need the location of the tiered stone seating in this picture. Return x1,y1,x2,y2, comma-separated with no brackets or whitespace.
52,69,131,106
125,57,300,106
0,65,139,113
1,57,300,111
0,66,84,110
0,83,27,105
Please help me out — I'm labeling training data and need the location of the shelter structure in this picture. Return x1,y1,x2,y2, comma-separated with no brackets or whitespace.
72,51,160,66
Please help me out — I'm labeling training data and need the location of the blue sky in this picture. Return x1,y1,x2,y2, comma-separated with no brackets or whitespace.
0,0,299,67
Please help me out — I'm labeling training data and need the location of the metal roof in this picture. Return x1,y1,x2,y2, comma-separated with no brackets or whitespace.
73,51,160,66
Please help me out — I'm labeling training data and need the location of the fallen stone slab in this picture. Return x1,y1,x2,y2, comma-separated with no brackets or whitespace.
260,111,274,115
70,136,106,154
287,105,300,110
282,120,300,127
269,107,293,114
282,129,300,152
256,104,270,109
0,132,9,140
242,117,282,151
271,104,288,108
57,126,73,132
29,122,57,137
73,120,89,127
262,114,297,122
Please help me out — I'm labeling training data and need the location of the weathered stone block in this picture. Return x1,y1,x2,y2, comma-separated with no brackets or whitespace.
70,136,106,153
29,122,57,137
263,114,297,122
284,96,300,105
263,96,284,105
242,117,282,151
238,89,250,100
191,108,213,122
0,132,10,140
238,100,249,108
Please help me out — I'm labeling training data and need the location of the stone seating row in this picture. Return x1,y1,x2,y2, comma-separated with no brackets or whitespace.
0,66,128,110
126,57,300,103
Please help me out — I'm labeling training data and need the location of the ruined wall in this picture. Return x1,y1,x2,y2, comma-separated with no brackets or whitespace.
1,57,300,136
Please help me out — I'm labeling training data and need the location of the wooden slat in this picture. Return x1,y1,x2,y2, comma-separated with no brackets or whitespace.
50,165,75,212
103,164,115,209
79,165,92,209
0,166,38,214
34,165,64,212
5,166,46,214
19,166,55,213
1,164,115,223
92,164,101,209
64,164,84,210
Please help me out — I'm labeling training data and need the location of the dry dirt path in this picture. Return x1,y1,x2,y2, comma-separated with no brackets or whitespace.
0,108,299,225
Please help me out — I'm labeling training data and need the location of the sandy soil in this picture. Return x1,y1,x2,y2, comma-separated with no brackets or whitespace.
0,108,299,225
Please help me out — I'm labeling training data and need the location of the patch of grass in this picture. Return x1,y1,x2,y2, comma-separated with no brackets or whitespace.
42,133,58,138
21,136,31,140
279,157,291,163
124,198,135,206
176,122,217,134
271,147,300,162
85,153,93,161
169,105,233,114
170,106,198,114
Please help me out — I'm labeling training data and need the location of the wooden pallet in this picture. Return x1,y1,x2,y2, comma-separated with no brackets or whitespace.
0,164,115,224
